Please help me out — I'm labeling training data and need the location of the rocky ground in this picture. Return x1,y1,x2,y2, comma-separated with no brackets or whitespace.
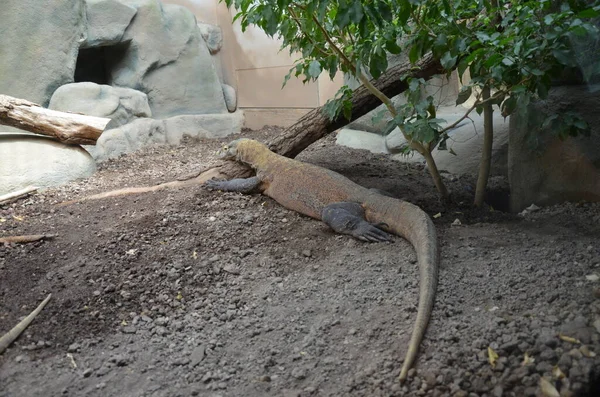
1,128,599,397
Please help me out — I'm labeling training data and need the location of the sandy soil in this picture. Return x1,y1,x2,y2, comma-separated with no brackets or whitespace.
1,128,599,397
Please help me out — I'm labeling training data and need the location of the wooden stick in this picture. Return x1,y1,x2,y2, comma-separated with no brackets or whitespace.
0,94,110,145
0,294,52,354
0,234,55,244
58,167,225,205
0,186,38,205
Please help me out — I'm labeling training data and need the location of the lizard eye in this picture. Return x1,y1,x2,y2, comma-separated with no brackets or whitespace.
223,145,229,151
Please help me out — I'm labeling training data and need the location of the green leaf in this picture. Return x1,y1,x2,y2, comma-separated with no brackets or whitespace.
369,53,388,79
347,2,364,24
307,60,321,79
440,51,458,70
501,96,517,117
377,1,393,22
553,49,576,67
456,86,472,105
385,40,402,55
577,8,600,18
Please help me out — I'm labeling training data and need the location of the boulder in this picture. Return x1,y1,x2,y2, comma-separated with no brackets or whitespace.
82,0,137,48
0,0,85,107
427,110,509,177
336,129,388,154
90,111,244,162
0,134,96,195
198,23,223,55
49,82,152,128
106,0,227,118
509,85,600,212
336,107,510,177
222,84,237,112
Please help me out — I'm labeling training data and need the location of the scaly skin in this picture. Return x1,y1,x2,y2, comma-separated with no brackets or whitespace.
206,139,439,381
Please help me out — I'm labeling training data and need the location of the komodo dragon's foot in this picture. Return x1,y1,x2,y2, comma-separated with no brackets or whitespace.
322,202,393,243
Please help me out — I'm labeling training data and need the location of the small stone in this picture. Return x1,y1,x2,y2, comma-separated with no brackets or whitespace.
291,367,306,379
348,328,357,335
190,345,206,368
492,385,503,397
452,218,462,226
82,368,93,378
109,354,130,367
68,343,81,353
14,355,25,363
258,375,271,382
121,326,137,334
301,249,312,258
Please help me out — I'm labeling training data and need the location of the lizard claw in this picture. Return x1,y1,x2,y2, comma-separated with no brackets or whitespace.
353,223,393,243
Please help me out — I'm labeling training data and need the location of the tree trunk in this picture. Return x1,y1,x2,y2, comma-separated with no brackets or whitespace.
208,54,444,180
474,86,493,207
0,94,110,145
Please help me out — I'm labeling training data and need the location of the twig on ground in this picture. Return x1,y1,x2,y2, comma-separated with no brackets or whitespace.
57,167,225,206
0,294,52,354
0,186,38,205
0,234,56,244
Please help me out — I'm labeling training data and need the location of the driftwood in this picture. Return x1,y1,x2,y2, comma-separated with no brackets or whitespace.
0,94,111,145
60,54,443,204
0,186,38,205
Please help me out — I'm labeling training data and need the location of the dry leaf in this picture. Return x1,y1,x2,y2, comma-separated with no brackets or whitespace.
12,215,24,221
552,365,565,380
539,377,560,397
488,346,499,368
192,250,198,259
0,217,6,223
121,320,128,326
176,292,183,301
559,334,581,344
522,352,535,366
580,345,596,357
67,353,78,369
433,213,442,219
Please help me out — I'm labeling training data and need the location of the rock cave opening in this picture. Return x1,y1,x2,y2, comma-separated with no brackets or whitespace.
74,42,130,85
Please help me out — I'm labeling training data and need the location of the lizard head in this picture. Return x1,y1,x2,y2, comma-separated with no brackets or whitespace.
216,138,247,160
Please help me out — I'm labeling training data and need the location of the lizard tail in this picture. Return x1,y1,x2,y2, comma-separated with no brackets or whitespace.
364,196,439,382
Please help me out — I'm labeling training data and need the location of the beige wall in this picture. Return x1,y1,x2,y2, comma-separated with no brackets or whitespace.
162,0,344,128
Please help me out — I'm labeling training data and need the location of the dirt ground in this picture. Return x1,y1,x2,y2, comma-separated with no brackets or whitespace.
1,128,600,397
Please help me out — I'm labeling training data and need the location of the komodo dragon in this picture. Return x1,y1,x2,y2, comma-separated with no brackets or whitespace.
204,138,439,381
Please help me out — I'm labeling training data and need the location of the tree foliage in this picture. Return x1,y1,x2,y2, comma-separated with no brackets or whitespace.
223,0,600,198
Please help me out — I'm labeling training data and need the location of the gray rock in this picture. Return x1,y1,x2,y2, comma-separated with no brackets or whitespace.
0,0,85,107
336,129,388,154
107,0,227,118
222,84,237,113
198,23,223,55
0,134,96,196
82,0,137,48
509,85,600,212
49,83,152,128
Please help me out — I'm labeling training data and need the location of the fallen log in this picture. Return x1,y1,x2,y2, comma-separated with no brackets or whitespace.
0,94,111,145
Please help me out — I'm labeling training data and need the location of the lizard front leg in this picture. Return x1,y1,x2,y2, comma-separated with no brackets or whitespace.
321,202,392,242
204,176,263,194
